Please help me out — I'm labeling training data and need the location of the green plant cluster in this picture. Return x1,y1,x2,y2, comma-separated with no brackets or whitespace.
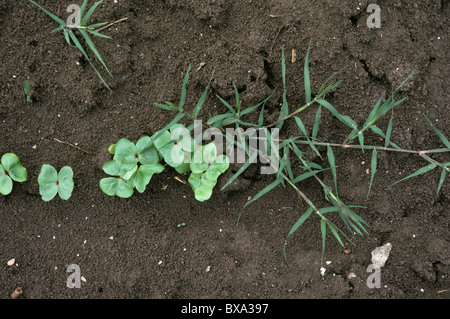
99,126,230,202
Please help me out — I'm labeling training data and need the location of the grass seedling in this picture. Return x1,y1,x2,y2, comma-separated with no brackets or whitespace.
24,80,32,102
0,153,27,195
27,0,113,90
38,164,74,201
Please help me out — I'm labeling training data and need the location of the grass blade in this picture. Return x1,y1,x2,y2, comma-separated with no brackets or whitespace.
276,47,289,130
390,163,437,188
437,167,447,194
294,116,321,158
327,144,338,196
179,64,191,110
320,218,327,265
304,42,312,104
68,30,111,90
78,0,89,24
79,29,112,77
385,116,394,148
283,206,314,263
220,151,258,191
27,0,66,25
288,207,314,237
423,115,450,149
87,29,111,38
237,178,283,225
367,148,377,198
193,71,215,119
81,0,104,26
216,95,237,115
312,105,321,140
317,99,357,130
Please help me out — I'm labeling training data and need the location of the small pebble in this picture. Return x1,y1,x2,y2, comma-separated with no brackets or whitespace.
7,258,15,266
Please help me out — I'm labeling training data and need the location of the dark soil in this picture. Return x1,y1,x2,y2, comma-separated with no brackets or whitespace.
1,0,449,299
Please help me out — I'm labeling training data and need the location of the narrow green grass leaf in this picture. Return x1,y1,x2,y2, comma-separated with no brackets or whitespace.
287,207,314,237
369,125,401,149
193,71,214,118
78,0,89,25
81,0,104,26
437,167,447,194
423,115,450,149
312,105,321,140
390,163,437,188
367,148,377,198
304,42,312,104
357,131,364,152
87,29,111,38
79,29,112,77
317,99,357,130
276,47,289,130
385,116,394,148
27,0,66,25
216,95,237,115
237,178,282,225
317,68,344,98
179,64,191,110
220,151,258,191
68,30,111,90
327,222,345,248
363,94,384,128
294,116,321,158
320,218,327,265
87,21,109,29
50,25,64,34
233,82,241,114
327,144,338,195
292,170,323,184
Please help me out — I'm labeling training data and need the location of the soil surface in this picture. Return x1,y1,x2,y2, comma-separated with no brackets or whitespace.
1,0,449,299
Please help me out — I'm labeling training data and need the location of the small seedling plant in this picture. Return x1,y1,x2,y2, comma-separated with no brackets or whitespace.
0,154,27,195
38,164,74,201
27,0,113,90
24,80,32,102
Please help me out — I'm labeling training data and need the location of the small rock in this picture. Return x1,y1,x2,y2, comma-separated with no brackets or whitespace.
7,258,15,266
206,266,211,272
11,287,22,299
347,272,357,279
371,242,392,267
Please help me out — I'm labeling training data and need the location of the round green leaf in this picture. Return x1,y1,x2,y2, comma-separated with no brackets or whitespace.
100,177,134,198
102,160,121,176
57,166,74,200
0,166,13,195
114,138,138,171
1,153,27,182
38,165,58,201
129,163,164,193
137,136,159,165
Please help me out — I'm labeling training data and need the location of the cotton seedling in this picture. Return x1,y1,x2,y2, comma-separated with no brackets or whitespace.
38,164,74,201
188,142,230,202
0,153,27,195
100,136,165,197
27,0,113,90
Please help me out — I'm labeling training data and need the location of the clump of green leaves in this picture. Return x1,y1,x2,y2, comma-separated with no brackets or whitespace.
38,164,74,201
100,136,164,198
0,153,27,195
27,0,113,90
188,143,230,202
24,80,32,102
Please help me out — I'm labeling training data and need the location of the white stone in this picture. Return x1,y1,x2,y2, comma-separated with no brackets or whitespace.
371,242,392,267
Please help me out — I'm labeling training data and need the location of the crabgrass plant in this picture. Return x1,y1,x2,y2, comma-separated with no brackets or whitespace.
0,153,27,195
27,0,113,90
24,80,32,102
